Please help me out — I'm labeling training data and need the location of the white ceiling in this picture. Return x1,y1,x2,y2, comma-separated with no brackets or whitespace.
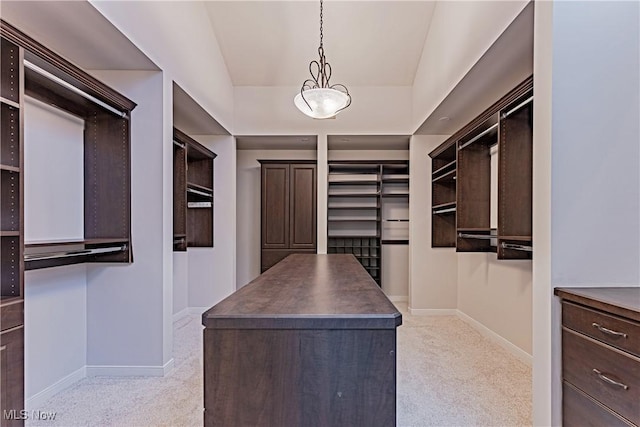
236,135,318,150
327,135,410,150
204,1,436,87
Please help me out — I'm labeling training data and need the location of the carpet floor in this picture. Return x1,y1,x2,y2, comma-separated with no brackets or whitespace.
27,304,531,426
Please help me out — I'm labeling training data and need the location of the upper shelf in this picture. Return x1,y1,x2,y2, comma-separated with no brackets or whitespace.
24,238,129,270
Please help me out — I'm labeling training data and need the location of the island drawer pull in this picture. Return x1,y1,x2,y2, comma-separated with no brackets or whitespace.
592,369,629,390
592,322,628,338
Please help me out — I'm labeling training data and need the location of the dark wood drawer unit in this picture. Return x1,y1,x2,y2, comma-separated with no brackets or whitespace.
203,254,402,426
0,326,24,427
563,382,634,427
556,287,640,427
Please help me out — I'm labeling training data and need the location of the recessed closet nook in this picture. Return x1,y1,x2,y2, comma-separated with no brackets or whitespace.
2,0,640,426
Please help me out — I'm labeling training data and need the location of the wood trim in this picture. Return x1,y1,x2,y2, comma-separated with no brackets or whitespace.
174,128,217,159
258,159,317,165
435,75,533,150
1,19,136,112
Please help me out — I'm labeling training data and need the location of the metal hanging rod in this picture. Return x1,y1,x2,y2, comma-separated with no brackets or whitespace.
187,188,213,198
24,60,128,119
384,219,409,222
501,242,532,252
433,207,456,214
24,245,126,262
458,233,493,240
174,237,186,244
502,96,534,119
173,140,186,149
458,123,499,151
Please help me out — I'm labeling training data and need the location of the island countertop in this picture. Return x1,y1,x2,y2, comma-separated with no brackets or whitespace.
202,253,402,330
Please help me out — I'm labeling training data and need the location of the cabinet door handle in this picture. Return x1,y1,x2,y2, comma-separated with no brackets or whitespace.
592,369,629,390
592,322,628,338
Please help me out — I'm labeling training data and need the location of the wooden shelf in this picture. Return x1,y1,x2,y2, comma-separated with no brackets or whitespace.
328,180,379,185
24,238,129,270
499,236,532,241
433,202,456,210
187,182,213,193
0,231,19,237
0,164,19,172
432,169,456,183
432,160,456,177
328,205,380,210
328,192,378,197
328,217,379,222
0,96,19,109
328,234,381,239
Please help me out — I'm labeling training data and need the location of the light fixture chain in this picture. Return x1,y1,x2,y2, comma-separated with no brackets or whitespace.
319,0,323,49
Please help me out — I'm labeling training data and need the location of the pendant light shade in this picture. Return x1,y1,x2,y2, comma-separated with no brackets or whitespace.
294,88,350,119
294,0,351,119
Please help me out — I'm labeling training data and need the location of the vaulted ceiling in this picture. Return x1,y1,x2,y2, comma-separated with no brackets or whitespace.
204,1,436,87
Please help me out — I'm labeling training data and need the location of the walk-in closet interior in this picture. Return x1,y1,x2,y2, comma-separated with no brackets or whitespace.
1,0,639,426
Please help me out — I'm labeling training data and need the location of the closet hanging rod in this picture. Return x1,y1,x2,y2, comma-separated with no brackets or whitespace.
433,207,456,214
173,140,186,149
502,96,534,119
458,123,499,151
24,60,128,119
187,187,213,198
384,219,409,222
501,242,533,252
24,245,126,262
458,233,493,240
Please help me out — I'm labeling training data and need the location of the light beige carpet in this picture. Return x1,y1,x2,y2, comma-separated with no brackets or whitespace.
27,304,531,426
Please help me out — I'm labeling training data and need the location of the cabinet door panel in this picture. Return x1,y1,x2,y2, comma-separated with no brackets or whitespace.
290,165,317,249
1,326,24,427
262,165,290,248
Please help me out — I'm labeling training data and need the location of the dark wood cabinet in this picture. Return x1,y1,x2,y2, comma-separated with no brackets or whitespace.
173,128,216,250
555,288,640,426
428,76,533,259
202,254,402,426
0,325,24,427
260,161,316,272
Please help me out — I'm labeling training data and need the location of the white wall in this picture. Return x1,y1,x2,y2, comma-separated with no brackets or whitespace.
533,1,640,424
85,70,170,371
172,252,188,316
234,86,412,135
23,98,84,242
412,0,529,130
90,0,234,133
24,266,87,403
235,149,317,288
408,135,458,311
186,135,237,310
23,99,87,403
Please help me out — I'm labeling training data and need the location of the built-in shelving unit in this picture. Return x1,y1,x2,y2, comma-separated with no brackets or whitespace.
428,75,533,259
1,19,138,419
173,128,216,250
327,160,409,285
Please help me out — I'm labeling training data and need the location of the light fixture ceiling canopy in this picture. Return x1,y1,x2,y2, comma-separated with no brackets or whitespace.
294,0,351,120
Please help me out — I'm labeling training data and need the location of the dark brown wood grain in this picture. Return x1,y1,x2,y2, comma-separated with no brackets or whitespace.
289,164,317,249
563,301,640,358
203,254,401,330
261,248,316,273
0,38,20,104
202,254,400,427
0,326,24,427
0,237,20,297
555,288,640,323
563,381,634,427
173,143,187,251
0,300,22,332
261,163,290,248
562,328,640,424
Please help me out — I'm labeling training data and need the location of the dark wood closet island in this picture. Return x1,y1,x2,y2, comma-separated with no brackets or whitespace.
202,253,402,426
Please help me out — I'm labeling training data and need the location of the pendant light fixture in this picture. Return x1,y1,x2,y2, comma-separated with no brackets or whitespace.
294,0,351,119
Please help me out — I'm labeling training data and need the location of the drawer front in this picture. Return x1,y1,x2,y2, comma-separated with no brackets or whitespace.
563,381,634,427
563,329,640,424
0,300,23,332
563,301,640,357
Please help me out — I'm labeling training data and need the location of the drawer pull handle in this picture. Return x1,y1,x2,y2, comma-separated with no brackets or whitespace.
592,369,629,390
592,322,628,338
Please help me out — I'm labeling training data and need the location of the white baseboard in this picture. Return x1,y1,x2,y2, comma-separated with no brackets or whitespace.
26,366,86,410
456,310,532,366
172,307,189,322
387,295,408,303
86,358,174,377
409,307,458,316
